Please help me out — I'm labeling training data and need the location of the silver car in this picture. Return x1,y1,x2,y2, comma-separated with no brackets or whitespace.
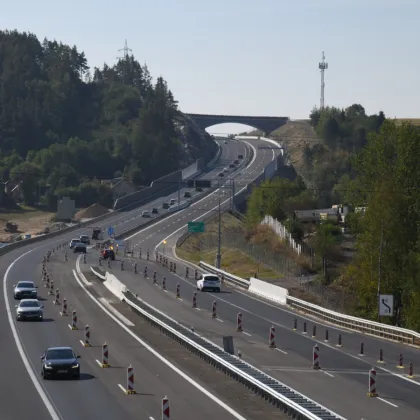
16,299,44,321
14,281,37,300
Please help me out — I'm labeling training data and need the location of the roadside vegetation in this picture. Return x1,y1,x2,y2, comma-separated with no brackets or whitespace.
0,29,215,211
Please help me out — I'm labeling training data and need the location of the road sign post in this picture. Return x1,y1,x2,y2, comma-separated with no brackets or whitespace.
188,222,205,233
379,294,394,317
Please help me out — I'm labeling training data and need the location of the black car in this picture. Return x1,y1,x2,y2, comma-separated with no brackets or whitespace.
152,208,158,214
73,243,87,253
41,347,81,379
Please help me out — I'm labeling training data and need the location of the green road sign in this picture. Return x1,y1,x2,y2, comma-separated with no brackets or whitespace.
188,221,205,233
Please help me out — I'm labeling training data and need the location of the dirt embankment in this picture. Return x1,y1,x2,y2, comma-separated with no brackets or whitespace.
74,203,109,220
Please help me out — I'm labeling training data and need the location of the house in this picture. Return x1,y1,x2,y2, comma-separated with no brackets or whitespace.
101,177,137,200
294,205,349,224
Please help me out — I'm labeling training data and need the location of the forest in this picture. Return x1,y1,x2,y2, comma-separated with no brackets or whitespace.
0,30,214,209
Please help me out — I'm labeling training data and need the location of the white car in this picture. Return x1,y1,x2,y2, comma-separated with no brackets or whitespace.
196,274,221,293
142,210,150,217
69,238,79,249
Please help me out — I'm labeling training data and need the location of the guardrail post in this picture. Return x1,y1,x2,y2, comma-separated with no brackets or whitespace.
336,334,342,347
293,319,297,331
303,321,307,334
359,342,364,356
324,329,329,342
312,325,316,338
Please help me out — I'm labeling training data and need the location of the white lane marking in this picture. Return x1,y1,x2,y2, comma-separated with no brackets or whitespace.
377,397,398,408
242,332,252,337
74,264,93,287
216,318,224,323
72,272,248,420
149,417,156,420
276,348,288,355
117,384,127,394
98,297,135,327
323,371,335,378
3,249,62,420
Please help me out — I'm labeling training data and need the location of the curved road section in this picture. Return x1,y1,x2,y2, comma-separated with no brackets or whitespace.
0,140,255,420
110,137,420,420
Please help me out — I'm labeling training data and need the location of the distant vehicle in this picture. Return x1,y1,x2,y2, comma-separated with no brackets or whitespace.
197,274,221,292
184,191,191,198
73,243,87,253
233,159,239,164
195,187,203,192
218,172,224,177
229,163,235,168
162,202,169,209
101,249,115,260
170,198,176,206
14,281,37,300
79,235,90,245
224,140,228,144
223,167,229,173
142,210,150,218
41,346,81,380
238,154,243,159
152,208,158,214
69,239,79,249
92,228,102,240
15,299,43,321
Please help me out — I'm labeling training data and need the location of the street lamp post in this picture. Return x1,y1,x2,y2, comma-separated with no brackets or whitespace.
216,187,222,269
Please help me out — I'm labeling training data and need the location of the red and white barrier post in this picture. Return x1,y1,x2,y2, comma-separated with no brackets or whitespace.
367,367,378,397
237,312,243,332
212,301,217,319
176,283,180,299
69,310,78,330
81,325,91,347
126,365,136,394
96,343,110,368
397,353,404,368
162,277,166,291
49,280,54,295
60,298,68,316
269,326,276,348
53,288,60,305
162,395,170,420
313,344,320,370
192,292,197,308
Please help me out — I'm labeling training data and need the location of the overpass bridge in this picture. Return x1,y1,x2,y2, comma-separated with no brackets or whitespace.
186,113,289,134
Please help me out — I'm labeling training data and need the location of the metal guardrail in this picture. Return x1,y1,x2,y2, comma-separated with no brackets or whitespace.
198,262,420,346
122,290,344,420
286,296,420,346
198,261,250,289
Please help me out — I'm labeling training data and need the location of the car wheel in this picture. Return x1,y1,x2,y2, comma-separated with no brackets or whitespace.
216,288,221,293
74,372,80,379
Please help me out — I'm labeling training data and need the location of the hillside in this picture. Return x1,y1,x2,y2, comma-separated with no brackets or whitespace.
0,30,216,211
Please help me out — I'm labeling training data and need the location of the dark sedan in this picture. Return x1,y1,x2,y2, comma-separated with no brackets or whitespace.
41,347,81,379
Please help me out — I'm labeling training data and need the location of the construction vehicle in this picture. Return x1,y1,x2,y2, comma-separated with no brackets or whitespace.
92,228,103,240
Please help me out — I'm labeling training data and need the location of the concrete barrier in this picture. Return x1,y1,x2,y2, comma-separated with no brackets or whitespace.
248,277,289,305
103,272,127,301
90,266,106,280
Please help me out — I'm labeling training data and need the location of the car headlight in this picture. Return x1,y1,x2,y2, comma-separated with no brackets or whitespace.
44,364,53,370
72,364,79,369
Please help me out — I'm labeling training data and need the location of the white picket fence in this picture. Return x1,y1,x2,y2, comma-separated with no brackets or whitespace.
261,215,302,255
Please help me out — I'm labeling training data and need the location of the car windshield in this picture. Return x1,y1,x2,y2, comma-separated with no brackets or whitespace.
204,276,219,282
17,282,34,288
71,239,78,242
46,349,75,360
20,301,39,308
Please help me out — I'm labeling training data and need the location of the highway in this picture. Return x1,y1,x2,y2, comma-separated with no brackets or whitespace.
0,138,275,420
100,137,420,420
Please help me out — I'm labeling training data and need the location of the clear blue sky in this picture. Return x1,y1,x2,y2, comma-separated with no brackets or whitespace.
1,0,419,134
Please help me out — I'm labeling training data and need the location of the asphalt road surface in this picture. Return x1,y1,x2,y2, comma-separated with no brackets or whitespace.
0,139,268,420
